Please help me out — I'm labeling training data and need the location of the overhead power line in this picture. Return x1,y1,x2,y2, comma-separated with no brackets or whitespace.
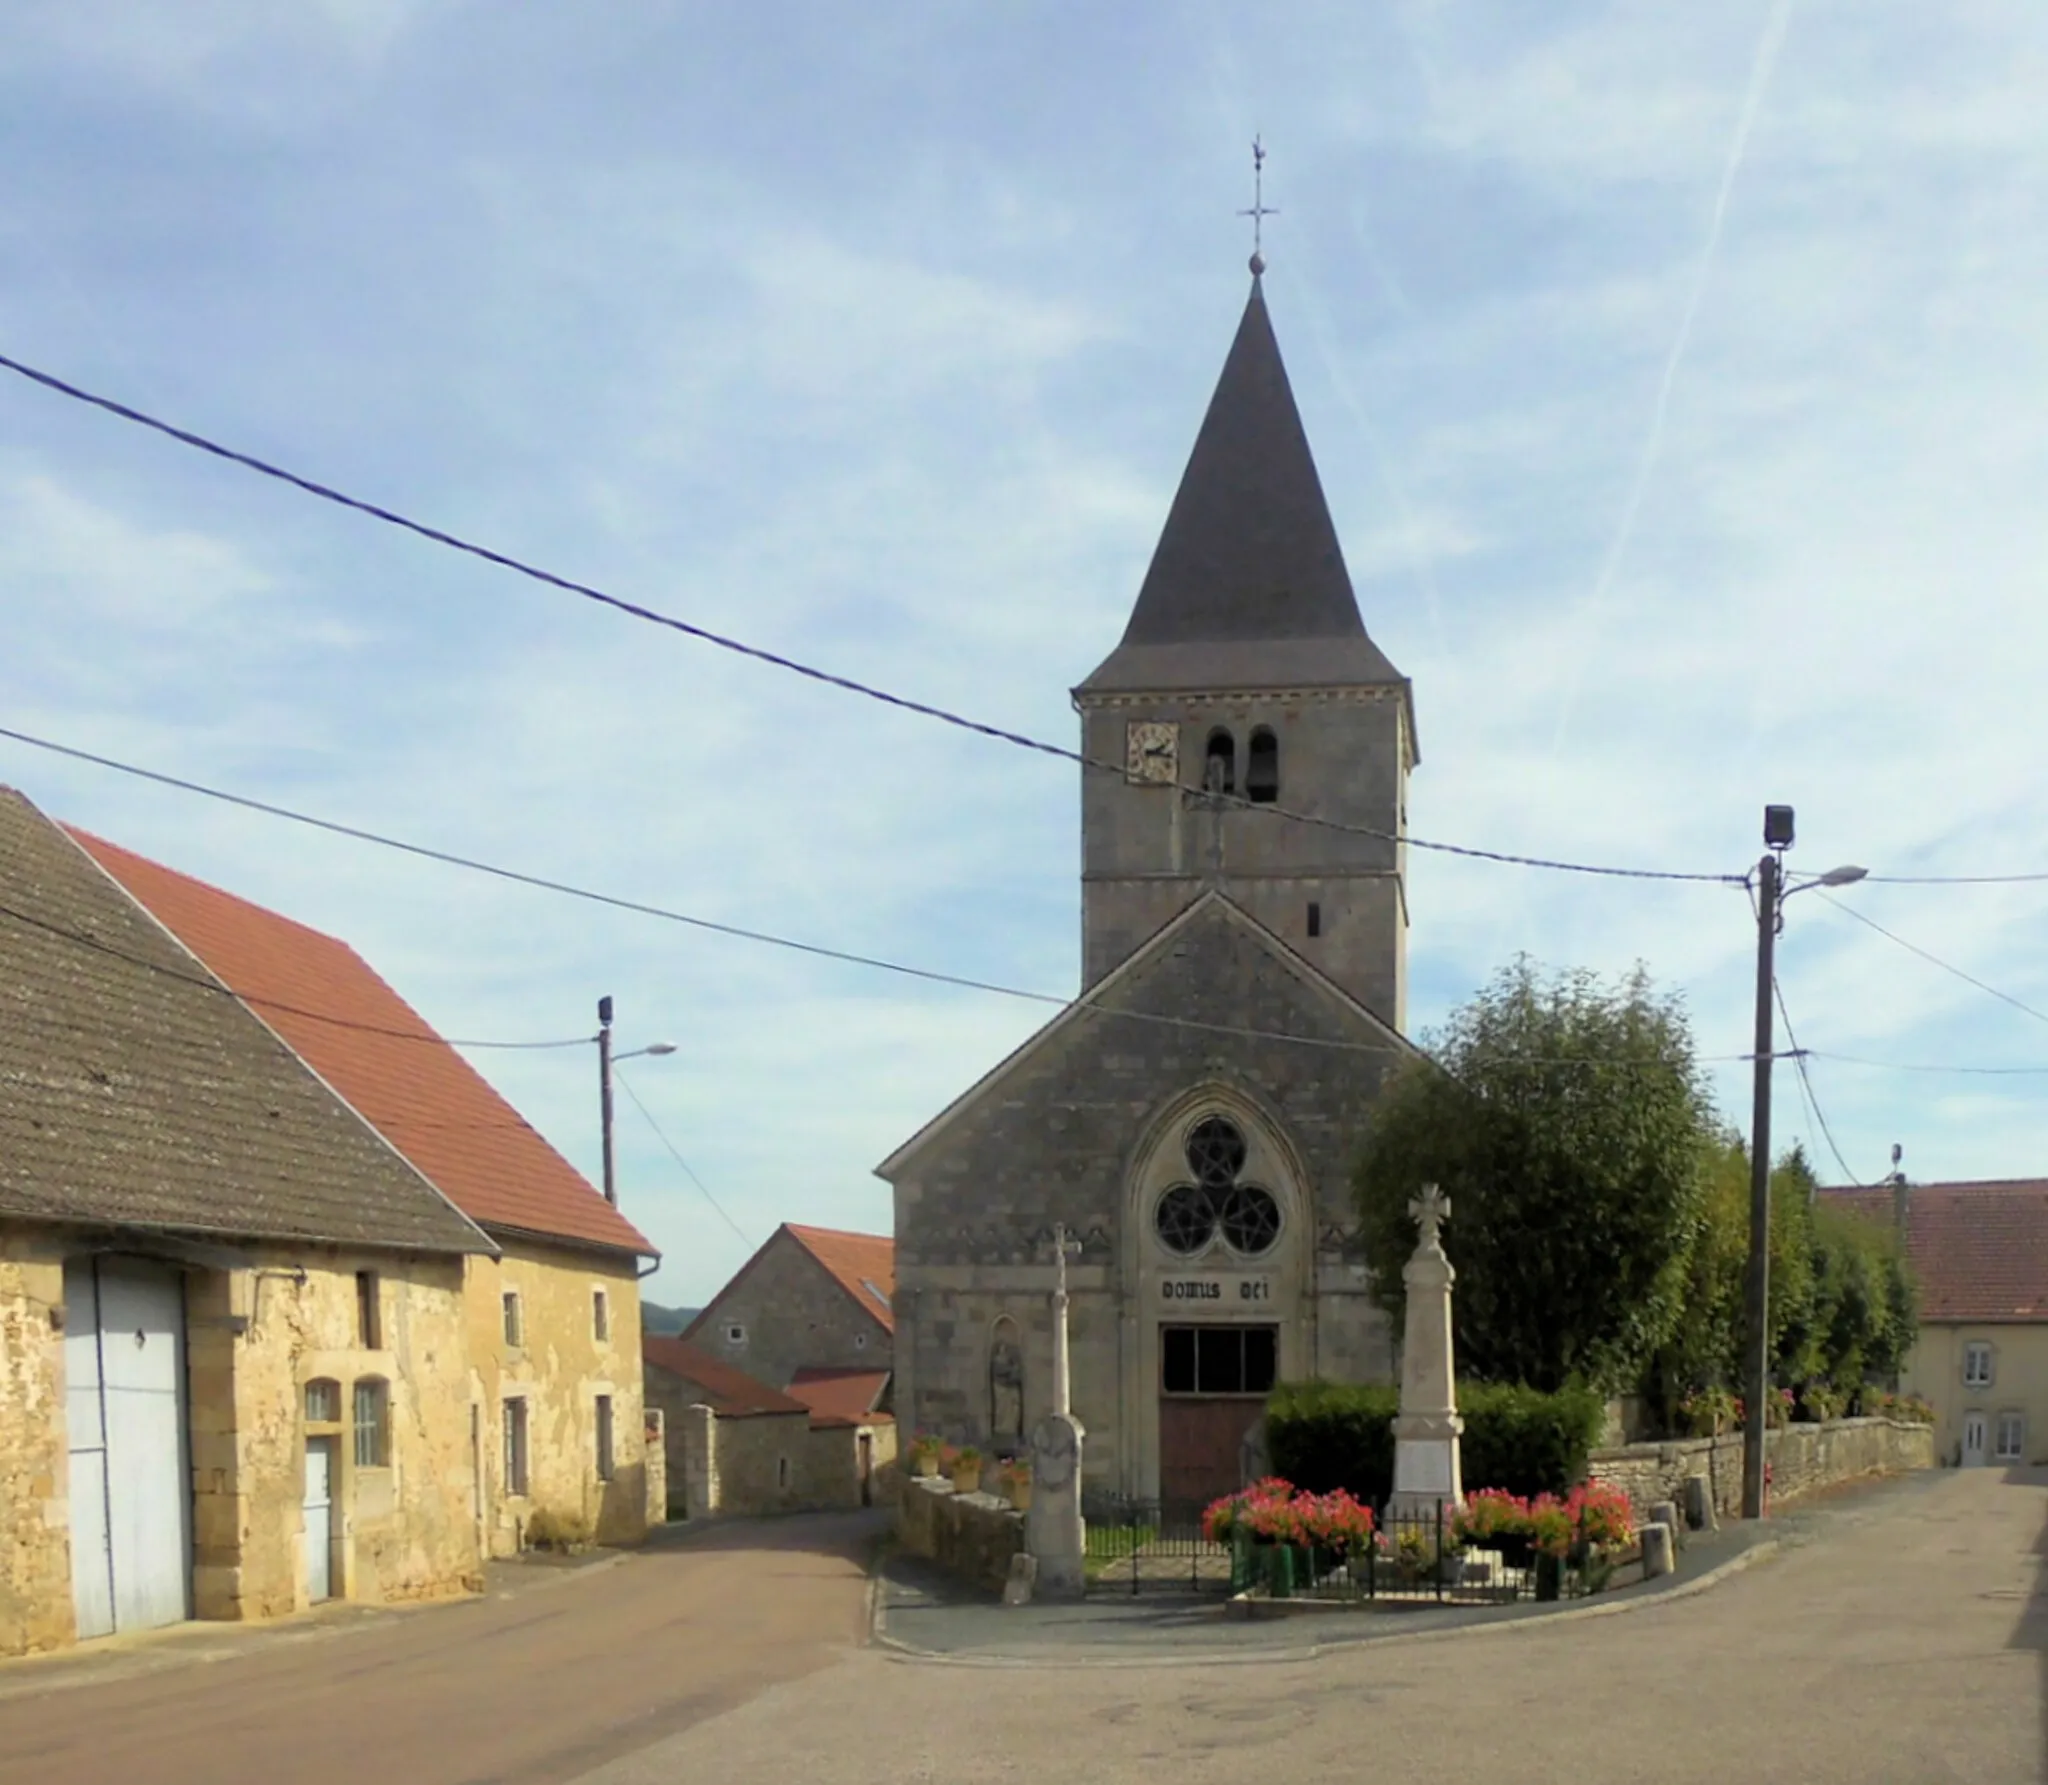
0,350,1743,885
1804,1048,2048,1077
1,723,1765,1069
611,1064,751,1245
1770,976,1863,1185
1817,891,2048,1030
0,896,591,1050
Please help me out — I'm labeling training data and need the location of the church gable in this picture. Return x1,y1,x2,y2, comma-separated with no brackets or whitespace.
881,895,1414,1269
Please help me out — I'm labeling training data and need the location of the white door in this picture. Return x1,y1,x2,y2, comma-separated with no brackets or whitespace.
1963,1411,1989,1467
304,1440,335,1602
65,1259,191,1637
64,1262,115,1641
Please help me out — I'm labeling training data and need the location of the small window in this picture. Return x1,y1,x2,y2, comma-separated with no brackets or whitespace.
305,1378,341,1425
593,1289,610,1343
1160,1325,1277,1397
595,1394,615,1481
352,1378,390,1468
777,1456,791,1490
1996,1411,2025,1461
1246,727,1278,803
1306,901,1322,939
1204,729,1236,796
724,1322,746,1348
355,1271,381,1349
503,1291,524,1348
1964,1342,1994,1388
504,1397,530,1496
854,1332,868,1351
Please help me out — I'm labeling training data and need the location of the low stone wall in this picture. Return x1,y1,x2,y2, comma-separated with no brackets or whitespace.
1588,1417,1934,1519
894,1477,1026,1596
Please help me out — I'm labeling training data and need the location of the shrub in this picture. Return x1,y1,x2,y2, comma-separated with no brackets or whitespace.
1266,1380,1604,1504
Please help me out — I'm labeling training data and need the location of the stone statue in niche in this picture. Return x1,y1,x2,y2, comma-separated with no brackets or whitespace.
989,1326,1025,1453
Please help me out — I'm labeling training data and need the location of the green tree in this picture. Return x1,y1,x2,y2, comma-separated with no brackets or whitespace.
1353,958,1714,1395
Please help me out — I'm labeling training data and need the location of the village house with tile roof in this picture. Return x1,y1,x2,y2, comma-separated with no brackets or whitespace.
67,820,662,1560
1824,1176,2048,1469
657,1225,897,1515
0,787,496,1656
681,1221,894,1392
643,1335,895,1517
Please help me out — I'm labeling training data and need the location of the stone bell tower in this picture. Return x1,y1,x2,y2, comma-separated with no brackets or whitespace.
1071,269,1416,1032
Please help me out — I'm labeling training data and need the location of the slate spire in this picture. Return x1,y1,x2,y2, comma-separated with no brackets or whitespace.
1077,273,1402,694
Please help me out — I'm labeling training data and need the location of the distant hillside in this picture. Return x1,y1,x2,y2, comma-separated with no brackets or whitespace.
642,1301,701,1337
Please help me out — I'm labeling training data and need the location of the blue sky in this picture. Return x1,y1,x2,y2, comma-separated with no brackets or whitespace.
4,3,2043,1305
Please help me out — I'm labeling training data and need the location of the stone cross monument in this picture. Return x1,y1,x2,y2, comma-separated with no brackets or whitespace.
1387,1183,1465,1521
1026,1224,1087,1600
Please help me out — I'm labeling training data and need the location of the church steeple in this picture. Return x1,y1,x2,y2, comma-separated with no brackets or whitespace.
1077,275,1403,697
1072,267,1416,1032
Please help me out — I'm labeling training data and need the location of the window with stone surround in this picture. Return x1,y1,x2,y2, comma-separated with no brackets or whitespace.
305,1378,341,1426
504,1396,530,1496
1964,1341,1995,1388
592,1289,610,1343
595,1394,615,1481
1153,1115,1282,1260
1996,1410,2025,1461
352,1377,389,1468
503,1290,524,1348
355,1270,381,1349
1161,1324,1277,1396
1246,727,1278,803
1203,729,1236,795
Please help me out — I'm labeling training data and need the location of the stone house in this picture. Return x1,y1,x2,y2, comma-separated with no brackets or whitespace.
643,1336,894,1517
681,1223,893,1391
878,269,1420,1512
1824,1176,2048,1468
72,826,662,1556
0,787,494,1657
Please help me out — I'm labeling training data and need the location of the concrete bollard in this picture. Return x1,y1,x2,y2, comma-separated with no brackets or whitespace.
1682,1473,1716,1533
1650,1499,1682,1551
1641,1521,1675,1580
1002,1552,1038,1607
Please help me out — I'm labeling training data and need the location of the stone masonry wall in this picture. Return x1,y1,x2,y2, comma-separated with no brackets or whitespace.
0,1228,69,1656
674,1404,886,1518
1587,1417,1935,1520
894,1476,1026,1597
688,1232,890,1393
188,1244,481,1621
467,1242,649,1556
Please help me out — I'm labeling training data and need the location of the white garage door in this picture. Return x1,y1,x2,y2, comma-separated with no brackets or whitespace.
65,1258,192,1639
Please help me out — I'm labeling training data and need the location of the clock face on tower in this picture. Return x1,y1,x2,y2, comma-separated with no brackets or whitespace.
1125,720,1179,785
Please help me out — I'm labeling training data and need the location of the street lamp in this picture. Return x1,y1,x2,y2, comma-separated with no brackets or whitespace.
596,995,676,1208
1741,810,1867,1519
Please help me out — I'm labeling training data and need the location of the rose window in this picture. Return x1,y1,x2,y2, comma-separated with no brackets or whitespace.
1152,1115,1281,1258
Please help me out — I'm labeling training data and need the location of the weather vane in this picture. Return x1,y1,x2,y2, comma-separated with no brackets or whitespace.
1239,134,1278,275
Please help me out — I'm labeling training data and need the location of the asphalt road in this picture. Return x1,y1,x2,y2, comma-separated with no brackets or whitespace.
0,1512,879,1785
4,1474,2043,1785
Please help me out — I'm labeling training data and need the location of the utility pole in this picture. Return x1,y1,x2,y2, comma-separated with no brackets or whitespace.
1742,807,1792,1519
597,994,617,1206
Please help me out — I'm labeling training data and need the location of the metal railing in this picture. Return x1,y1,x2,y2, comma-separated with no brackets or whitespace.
1080,1496,1644,1603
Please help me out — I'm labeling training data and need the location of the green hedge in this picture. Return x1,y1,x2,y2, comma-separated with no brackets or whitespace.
1265,1380,1606,1503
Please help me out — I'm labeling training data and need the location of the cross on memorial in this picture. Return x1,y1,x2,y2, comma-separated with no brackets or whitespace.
1409,1183,1450,1250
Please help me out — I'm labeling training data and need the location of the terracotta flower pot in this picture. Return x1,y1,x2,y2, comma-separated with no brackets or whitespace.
913,1453,939,1478
951,1466,982,1496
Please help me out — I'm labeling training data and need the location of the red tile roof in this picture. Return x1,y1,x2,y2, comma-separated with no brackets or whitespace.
1821,1179,2048,1323
788,1366,892,1426
71,828,653,1257
642,1336,807,1417
783,1224,895,1332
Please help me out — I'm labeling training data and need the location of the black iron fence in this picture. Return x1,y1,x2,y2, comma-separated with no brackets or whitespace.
1080,1497,1644,1603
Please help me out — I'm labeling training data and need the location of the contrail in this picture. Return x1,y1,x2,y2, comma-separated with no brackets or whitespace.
1548,0,1795,754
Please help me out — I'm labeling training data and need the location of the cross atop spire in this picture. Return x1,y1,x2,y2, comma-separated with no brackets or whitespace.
1409,1184,1451,1250
1238,135,1277,275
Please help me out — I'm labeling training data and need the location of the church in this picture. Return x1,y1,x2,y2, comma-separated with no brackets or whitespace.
876,260,1420,1513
